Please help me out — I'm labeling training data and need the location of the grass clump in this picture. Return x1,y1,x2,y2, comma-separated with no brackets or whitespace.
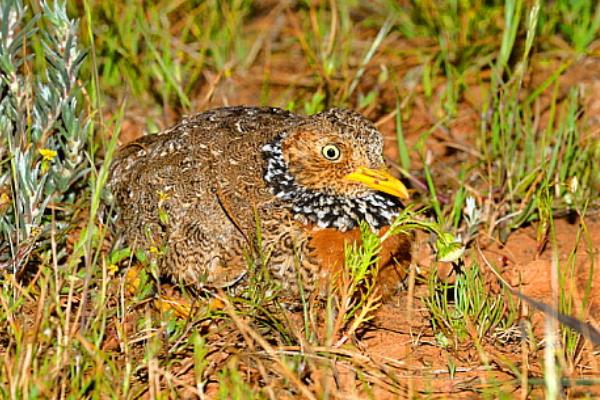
85,0,252,112
425,262,520,349
480,0,596,238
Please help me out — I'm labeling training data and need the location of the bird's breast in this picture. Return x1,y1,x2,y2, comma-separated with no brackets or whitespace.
307,225,412,275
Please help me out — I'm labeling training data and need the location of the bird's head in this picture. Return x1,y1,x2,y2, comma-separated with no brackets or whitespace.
262,108,409,231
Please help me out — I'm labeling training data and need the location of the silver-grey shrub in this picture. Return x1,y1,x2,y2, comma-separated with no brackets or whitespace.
0,0,89,273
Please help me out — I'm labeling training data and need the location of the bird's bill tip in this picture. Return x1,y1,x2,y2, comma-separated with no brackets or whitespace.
344,167,409,199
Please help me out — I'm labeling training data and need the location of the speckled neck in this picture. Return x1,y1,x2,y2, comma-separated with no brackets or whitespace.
262,134,401,231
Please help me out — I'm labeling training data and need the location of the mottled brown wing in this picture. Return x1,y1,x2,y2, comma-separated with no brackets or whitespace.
107,106,305,287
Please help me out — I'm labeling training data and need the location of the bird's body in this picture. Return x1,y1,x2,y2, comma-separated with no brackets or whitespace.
108,106,411,296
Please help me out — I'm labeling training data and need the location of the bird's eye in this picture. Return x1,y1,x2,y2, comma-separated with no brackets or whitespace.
321,144,341,161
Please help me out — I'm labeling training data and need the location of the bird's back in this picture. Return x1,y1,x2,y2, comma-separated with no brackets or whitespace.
107,106,305,286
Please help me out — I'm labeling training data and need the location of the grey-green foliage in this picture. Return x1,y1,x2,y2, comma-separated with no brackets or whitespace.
0,0,89,272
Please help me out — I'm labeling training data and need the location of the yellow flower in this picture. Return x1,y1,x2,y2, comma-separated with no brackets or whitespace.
156,190,170,205
39,148,58,161
0,192,10,214
107,264,119,276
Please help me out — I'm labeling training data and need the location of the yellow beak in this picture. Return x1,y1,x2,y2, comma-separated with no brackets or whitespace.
344,166,409,199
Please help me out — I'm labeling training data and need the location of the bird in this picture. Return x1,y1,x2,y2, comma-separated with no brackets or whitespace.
107,106,412,298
